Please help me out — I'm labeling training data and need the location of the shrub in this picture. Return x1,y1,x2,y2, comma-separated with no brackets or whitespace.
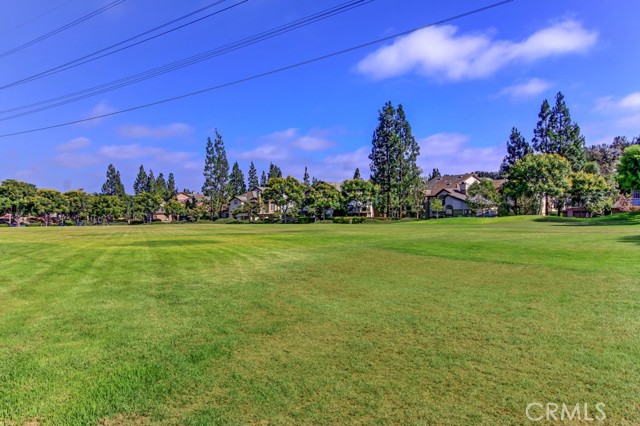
129,219,145,225
214,218,238,224
297,217,315,224
396,217,419,222
0,223,8,228
63,220,76,226
332,216,364,224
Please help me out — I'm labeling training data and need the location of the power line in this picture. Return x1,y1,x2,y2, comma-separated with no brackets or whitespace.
0,0,76,36
0,0,127,60
0,0,245,90
0,0,514,139
0,0,370,118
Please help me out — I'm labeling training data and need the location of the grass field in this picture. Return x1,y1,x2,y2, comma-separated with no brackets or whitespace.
1,215,639,425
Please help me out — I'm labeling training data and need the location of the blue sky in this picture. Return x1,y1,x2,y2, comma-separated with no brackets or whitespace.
0,0,639,193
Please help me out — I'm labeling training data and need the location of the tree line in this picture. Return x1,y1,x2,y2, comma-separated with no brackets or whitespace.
3,95,639,225
469,92,640,216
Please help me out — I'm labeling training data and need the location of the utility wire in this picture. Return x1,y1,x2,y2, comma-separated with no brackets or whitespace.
0,0,127,60
0,0,76,36
0,0,370,118
0,0,243,90
0,0,514,139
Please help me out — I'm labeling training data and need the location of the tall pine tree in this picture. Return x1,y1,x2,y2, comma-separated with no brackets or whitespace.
248,162,259,188
395,104,421,217
101,164,126,197
260,171,267,186
369,101,421,217
268,162,282,180
428,168,441,180
167,173,177,198
229,161,247,198
147,170,155,194
202,137,216,219
532,99,553,154
353,168,361,180
303,166,310,186
133,165,148,195
548,92,587,171
500,127,532,176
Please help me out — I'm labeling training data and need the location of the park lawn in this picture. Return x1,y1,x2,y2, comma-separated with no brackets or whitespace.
0,215,639,425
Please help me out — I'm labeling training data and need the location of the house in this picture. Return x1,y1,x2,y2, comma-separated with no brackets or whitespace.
228,187,279,220
176,192,205,205
152,208,173,222
424,173,480,218
632,190,640,207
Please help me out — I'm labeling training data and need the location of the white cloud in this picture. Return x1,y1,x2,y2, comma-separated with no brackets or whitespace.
595,91,640,112
497,78,552,99
80,101,117,126
235,143,290,162
118,123,194,139
234,128,336,162
52,153,99,168
98,144,193,163
616,114,640,128
357,20,597,81
322,147,370,180
418,133,503,174
56,137,91,151
265,128,335,151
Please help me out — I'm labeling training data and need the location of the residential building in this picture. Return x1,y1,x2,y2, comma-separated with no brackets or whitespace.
228,187,279,220
424,173,480,217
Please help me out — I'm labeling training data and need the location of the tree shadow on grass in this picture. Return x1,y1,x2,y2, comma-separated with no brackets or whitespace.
534,212,640,227
619,235,640,245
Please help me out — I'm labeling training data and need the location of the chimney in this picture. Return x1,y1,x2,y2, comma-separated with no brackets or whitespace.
459,182,467,194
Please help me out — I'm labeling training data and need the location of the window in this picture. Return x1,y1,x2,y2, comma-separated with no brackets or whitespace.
632,190,640,199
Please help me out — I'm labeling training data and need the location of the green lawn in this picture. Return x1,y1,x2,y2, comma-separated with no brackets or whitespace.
0,215,639,425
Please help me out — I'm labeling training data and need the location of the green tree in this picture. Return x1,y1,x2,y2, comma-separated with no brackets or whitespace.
569,171,613,215
90,195,124,224
307,181,342,220
369,101,421,218
503,154,572,215
64,190,91,224
263,176,305,223
533,92,587,171
260,171,267,186
467,179,500,215
268,162,282,181
341,178,376,216
0,179,37,223
548,92,587,171
229,161,247,198
303,166,310,186
133,165,148,195
532,99,552,154
167,173,177,199
617,145,640,193
500,127,532,176
164,199,186,221
202,130,229,220
32,188,66,225
154,173,168,199
248,162,259,188
428,168,441,180
429,197,444,218
133,192,162,223
101,164,126,198
353,168,361,180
